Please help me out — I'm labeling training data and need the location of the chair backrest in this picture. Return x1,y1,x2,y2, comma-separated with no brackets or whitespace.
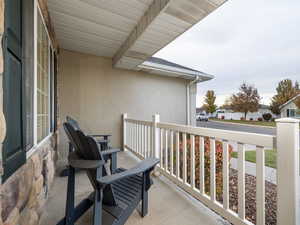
63,122,117,206
66,116,81,130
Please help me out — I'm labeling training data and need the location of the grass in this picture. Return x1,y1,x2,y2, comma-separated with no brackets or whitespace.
231,150,277,168
210,118,276,127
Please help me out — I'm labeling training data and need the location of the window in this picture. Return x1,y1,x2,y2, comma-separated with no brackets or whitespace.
287,109,296,118
37,11,51,142
23,0,35,151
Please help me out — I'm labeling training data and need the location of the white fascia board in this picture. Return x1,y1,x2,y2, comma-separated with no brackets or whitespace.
139,61,214,82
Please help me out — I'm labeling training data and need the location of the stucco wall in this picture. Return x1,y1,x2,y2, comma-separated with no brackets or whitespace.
58,49,188,162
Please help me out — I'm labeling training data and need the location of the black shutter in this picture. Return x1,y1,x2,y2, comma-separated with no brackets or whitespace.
2,0,26,182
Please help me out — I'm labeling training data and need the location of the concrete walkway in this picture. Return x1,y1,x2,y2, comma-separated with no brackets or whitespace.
40,151,230,225
231,158,277,184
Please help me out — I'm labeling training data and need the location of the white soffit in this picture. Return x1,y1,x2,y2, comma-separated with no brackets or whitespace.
48,0,226,69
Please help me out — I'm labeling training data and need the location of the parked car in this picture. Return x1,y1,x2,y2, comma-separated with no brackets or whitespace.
197,113,209,121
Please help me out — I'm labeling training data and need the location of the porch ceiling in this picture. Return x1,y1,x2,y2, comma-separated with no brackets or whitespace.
48,0,226,70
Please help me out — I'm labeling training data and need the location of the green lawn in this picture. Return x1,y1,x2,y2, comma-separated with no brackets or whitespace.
231,150,277,168
210,118,276,127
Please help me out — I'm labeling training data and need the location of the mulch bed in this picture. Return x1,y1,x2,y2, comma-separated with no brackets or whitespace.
221,169,277,225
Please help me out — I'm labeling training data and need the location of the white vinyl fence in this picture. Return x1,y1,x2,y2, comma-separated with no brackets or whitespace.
122,114,299,225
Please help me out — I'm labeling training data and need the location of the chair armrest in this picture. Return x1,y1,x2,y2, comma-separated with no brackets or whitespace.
101,148,121,156
96,139,109,143
97,158,159,186
90,134,112,138
68,152,105,169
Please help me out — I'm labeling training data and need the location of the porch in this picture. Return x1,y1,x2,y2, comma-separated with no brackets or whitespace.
40,150,228,225
0,1,299,225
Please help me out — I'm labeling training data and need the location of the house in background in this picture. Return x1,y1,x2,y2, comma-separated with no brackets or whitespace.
216,104,275,120
280,94,300,118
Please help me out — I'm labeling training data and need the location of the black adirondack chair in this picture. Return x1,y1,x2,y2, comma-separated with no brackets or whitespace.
56,122,159,225
66,116,111,150
60,116,113,177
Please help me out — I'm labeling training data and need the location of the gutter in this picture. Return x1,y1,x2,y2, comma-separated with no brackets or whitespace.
187,76,201,126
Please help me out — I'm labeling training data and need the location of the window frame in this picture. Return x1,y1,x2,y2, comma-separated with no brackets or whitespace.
26,1,55,158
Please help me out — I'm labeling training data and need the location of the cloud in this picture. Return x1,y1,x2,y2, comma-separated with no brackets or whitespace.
155,0,300,106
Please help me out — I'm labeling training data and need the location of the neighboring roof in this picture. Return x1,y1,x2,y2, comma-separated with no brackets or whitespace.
259,104,270,110
196,107,206,113
279,94,300,109
138,57,214,82
219,104,270,111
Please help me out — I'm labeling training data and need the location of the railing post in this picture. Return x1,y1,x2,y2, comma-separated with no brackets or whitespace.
122,113,128,151
152,114,160,159
276,118,299,225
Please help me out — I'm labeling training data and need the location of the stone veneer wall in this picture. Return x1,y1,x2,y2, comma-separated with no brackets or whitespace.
0,136,56,225
0,1,58,225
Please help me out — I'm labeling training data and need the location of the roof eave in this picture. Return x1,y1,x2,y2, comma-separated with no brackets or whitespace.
138,61,214,82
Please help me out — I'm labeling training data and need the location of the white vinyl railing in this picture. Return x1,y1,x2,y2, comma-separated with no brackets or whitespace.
122,114,299,225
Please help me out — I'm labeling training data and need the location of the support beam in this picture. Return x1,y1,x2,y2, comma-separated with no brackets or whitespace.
112,0,170,67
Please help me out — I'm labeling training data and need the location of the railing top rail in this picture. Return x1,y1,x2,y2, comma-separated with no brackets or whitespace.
157,122,276,148
125,118,152,126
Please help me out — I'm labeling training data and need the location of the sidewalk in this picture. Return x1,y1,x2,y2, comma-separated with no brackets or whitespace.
230,158,277,184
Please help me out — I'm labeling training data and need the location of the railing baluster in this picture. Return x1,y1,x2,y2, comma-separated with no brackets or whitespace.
149,126,151,158
256,146,265,225
222,140,229,211
176,132,180,179
191,135,195,188
137,123,140,155
145,126,150,158
160,129,164,168
238,143,245,220
135,123,137,152
210,138,216,202
183,133,187,184
144,125,146,157
170,130,174,176
165,129,169,171
199,136,205,194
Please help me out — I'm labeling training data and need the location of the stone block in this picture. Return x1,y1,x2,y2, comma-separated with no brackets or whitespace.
3,208,19,225
27,176,44,209
17,162,34,210
31,154,42,179
19,208,38,225
1,177,19,222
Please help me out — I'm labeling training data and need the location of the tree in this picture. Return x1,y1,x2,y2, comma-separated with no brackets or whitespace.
270,79,299,115
230,83,260,119
202,90,217,114
294,96,300,109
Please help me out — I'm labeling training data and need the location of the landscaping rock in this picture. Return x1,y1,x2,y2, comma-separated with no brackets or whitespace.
227,169,277,225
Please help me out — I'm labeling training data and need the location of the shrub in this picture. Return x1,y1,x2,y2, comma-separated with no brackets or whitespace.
262,113,272,121
221,116,225,120
250,118,253,121
176,136,233,200
240,117,245,120
258,117,263,121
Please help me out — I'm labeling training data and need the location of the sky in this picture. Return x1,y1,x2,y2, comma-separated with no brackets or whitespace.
155,0,300,107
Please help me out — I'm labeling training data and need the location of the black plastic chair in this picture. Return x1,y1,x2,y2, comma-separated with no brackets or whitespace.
56,122,159,225
66,116,111,150
60,116,114,177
